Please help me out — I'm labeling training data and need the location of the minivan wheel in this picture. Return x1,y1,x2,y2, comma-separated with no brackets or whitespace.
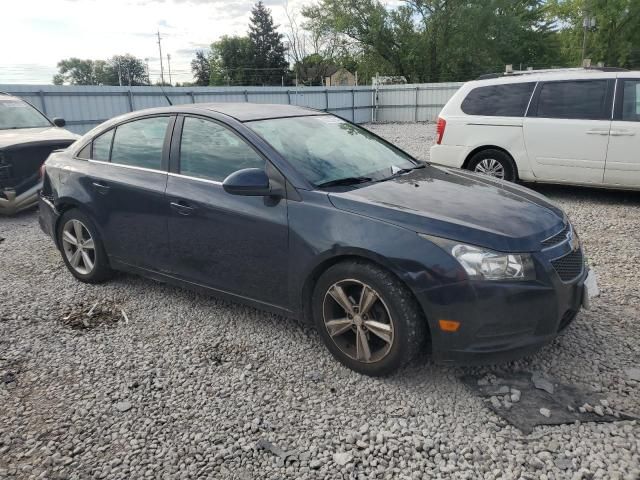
57,209,113,284
467,149,516,182
312,260,426,376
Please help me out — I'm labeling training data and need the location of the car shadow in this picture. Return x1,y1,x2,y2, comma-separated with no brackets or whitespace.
524,183,640,206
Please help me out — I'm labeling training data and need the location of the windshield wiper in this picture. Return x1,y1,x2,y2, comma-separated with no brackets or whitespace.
375,163,426,183
393,164,426,175
316,176,373,188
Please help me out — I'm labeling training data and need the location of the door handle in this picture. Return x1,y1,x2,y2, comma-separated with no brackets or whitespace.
92,181,110,194
586,129,609,135
610,130,635,136
170,201,196,215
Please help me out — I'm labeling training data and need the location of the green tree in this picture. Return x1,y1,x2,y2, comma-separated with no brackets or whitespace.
248,1,289,85
303,0,565,82
108,55,149,86
53,55,149,85
191,50,211,86
549,0,640,68
53,58,99,85
210,36,254,85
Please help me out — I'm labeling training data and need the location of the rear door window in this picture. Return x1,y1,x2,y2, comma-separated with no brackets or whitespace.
110,117,171,170
461,82,535,117
534,80,610,120
179,117,264,182
91,129,114,161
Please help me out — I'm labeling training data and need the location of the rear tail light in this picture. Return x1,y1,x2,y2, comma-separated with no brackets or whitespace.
435,117,446,145
39,163,46,179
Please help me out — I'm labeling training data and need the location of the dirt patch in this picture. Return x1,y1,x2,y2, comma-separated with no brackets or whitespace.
462,371,638,434
59,299,128,330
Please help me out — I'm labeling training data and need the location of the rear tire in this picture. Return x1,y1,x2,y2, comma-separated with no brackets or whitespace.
467,149,517,182
312,260,427,376
57,209,113,284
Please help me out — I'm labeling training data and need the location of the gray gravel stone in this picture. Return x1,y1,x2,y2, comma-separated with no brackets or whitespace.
540,408,552,418
115,401,132,413
510,388,521,403
333,452,352,466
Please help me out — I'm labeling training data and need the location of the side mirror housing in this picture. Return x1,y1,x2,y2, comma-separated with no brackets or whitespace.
52,117,66,128
223,168,280,197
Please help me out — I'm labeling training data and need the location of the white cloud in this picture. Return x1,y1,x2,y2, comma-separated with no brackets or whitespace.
0,0,392,85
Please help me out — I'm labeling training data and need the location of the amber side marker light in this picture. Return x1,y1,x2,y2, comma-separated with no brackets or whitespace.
438,320,461,332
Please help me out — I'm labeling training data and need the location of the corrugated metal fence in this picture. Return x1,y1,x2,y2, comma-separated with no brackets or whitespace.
0,83,463,134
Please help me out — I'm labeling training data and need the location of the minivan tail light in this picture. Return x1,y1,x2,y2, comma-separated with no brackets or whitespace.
39,163,46,179
436,117,446,145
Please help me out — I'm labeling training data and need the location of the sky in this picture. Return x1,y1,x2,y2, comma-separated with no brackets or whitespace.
0,0,320,85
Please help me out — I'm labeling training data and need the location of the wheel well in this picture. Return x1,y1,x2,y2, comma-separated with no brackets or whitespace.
462,146,518,179
301,254,431,340
53,203,97,247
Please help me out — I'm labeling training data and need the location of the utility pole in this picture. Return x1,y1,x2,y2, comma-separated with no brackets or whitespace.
167,54,172,86
157,30,165,85
144,58,150,85
117,59,122,86
582,16,596,65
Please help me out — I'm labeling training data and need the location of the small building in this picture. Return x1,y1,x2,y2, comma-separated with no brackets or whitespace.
324,67,356,87
372,75,407,86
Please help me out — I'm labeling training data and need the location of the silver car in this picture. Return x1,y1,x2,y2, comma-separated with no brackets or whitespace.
0,92,78,215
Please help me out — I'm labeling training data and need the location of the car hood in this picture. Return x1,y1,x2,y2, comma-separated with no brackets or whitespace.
327,165,566,252
0,127,79,150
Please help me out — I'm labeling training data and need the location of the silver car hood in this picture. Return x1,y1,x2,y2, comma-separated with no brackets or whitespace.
0,127,79,150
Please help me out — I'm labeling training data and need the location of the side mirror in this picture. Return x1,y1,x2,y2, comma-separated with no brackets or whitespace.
223,168,279,196
52,117,66,128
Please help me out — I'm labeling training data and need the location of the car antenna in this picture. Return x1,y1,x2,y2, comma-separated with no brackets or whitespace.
157,83,173,106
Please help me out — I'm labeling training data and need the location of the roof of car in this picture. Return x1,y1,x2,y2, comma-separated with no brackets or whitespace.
469,68,640,87
179,102,325,122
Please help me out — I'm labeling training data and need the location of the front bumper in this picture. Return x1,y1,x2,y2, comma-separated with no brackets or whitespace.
0,182,41,216
418,251,587,366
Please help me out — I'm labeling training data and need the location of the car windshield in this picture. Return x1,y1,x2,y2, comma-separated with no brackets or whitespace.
247,116,417,186
0,97,51,130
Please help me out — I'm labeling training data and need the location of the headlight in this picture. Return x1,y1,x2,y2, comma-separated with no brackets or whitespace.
420,235,535,281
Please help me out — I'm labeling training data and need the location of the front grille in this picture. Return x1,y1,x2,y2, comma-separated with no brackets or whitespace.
541,223,570,248
551,248,584,282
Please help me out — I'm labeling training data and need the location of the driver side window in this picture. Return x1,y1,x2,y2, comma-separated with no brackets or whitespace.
179,117,264,182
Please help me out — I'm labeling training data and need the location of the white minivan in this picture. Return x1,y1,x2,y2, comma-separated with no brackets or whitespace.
430,68,640,189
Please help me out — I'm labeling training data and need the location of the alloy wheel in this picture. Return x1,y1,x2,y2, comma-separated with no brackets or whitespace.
474,158,505,179
61,219,96,275
322,279,394,363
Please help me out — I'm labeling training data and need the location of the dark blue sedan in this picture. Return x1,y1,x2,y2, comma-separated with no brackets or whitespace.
38,103,593,376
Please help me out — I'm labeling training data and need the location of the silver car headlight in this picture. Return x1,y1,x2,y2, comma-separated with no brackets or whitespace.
420,235,535,281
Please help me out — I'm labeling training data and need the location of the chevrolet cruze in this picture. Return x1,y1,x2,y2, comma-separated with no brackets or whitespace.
39,103,596,376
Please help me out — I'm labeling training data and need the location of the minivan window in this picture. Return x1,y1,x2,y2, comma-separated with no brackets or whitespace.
110,117,171,170
620,80,640,122
179,117,264,182
535,80,609,120
91,129,114,161
461,82,535,117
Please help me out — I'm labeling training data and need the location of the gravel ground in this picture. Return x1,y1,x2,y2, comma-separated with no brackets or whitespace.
1,122,639,480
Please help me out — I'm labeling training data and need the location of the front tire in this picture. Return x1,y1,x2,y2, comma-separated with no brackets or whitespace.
57,209,113,284
467,149,516,182
312,260,427,376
